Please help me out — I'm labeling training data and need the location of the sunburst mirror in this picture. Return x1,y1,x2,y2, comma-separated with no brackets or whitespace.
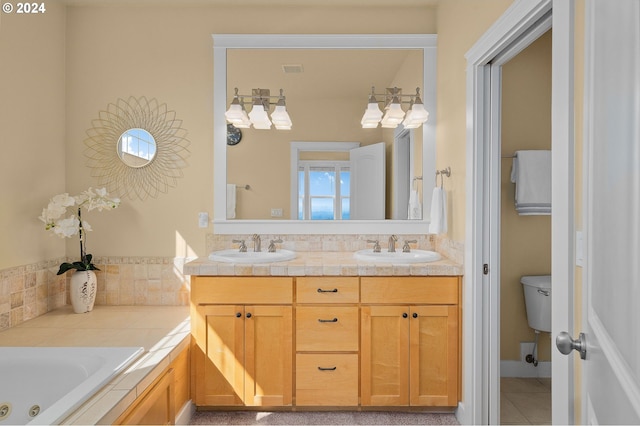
84,96,190,200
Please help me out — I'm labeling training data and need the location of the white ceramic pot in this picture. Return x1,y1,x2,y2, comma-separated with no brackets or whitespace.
69,270,97,314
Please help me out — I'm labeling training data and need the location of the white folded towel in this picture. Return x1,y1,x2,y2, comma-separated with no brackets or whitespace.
428,186,447,234
408,189,422,220
510,150,551,215
226,184,236,219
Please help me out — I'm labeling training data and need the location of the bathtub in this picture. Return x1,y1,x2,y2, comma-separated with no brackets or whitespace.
0,346,144,425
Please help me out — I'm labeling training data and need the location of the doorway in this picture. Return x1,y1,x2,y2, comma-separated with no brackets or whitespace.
498,29,552,425
461,1,576,425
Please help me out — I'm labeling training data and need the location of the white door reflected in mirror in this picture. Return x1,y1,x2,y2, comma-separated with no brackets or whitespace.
117,128,157,168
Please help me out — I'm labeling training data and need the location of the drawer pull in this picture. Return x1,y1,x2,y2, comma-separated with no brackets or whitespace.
317,288,338,293
317,366,337,371
318,317,338,323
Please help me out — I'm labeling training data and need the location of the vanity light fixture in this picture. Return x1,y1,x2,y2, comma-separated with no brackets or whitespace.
225,88,292,130
360,87,429,129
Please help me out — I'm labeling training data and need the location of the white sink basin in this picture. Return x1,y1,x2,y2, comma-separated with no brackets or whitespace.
354,249,441,264
208,249,296,264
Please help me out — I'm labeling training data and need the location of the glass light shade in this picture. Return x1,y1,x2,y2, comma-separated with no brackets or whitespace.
409,102,430,123
360,102,383,128
248,104,272,129
225,103,245,123
380,102,405,128
271,105,292,130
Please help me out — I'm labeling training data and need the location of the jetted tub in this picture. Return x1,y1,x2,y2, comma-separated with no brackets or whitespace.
0,346,144,425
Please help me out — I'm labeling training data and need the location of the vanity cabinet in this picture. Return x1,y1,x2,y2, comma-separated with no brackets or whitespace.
295,277,359,406
190,274,460,409
361,277,460,407
190,277,293,407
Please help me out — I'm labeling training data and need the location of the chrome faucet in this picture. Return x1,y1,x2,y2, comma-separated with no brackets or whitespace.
388,235,398,252
367,239,381,253
403,239,417,253
268,238,283,253
232,239,247,252
252,234,262,252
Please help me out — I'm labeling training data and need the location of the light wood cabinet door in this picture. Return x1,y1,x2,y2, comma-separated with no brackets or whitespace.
193,305,245,406
409,305,459,407
361,305,410,406
361,304,459,407
193,304,292,407
244,305,293,406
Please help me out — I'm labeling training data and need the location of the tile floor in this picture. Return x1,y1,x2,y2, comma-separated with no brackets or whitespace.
501,377,551,425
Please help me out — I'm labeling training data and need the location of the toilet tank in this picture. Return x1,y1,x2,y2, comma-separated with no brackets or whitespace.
520,275,551,333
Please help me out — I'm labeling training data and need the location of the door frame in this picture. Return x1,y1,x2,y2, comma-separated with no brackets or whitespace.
461,0,575,424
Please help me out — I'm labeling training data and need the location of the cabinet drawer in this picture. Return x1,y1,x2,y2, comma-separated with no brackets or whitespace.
296,354,359,406
296,277,359,304
296,307,359,352
191,276,293,304
361,277,459,304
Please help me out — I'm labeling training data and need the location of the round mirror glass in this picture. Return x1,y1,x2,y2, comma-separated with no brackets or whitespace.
117,128,157,168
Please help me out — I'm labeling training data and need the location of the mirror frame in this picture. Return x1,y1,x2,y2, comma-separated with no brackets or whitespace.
213,34,437,234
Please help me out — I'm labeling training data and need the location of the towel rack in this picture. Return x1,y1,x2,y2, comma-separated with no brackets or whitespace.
235,184,250,190
435,167,451,187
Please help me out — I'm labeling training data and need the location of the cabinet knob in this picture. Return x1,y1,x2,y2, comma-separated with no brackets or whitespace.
412,312,418,318
235,312,242,318
402,313,408,318
246,312,252,318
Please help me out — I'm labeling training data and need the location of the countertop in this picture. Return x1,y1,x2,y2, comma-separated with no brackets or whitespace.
0,305,190,425
184,250,463,276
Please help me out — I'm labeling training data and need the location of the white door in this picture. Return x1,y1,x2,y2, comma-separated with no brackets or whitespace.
350,142,385,220
392,129,412,220
566,1,640,423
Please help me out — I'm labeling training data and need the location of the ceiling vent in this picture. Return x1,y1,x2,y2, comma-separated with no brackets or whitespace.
282,64,304,73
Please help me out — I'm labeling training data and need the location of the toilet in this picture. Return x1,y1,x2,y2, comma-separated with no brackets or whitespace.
520,275,552,333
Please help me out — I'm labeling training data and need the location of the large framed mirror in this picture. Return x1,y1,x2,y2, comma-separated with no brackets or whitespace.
213,34,437,234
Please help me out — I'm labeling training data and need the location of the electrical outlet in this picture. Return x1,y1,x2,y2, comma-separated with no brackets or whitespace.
271,208,283,217
198,212,209,228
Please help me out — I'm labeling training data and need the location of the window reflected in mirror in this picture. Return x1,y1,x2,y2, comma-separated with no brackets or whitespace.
117,128,157,168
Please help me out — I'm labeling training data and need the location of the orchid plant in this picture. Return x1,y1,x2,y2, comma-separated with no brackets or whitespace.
39,187,120,275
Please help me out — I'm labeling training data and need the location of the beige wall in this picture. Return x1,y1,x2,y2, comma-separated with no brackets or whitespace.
64,3,436,258
0,2,67,270
500,31,552,362
435,0,514,243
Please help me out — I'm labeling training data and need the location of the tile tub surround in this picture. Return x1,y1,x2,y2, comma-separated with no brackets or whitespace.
0,256,190,332
0,305,190,425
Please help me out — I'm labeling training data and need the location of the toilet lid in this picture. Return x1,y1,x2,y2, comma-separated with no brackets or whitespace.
521,275,551,288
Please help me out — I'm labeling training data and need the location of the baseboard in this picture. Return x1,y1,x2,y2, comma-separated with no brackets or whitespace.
500,360,551,378
175,400,195,425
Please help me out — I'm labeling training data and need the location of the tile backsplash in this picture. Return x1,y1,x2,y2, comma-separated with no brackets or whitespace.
1,234,462,332
0,256,189,332
205,233,463,263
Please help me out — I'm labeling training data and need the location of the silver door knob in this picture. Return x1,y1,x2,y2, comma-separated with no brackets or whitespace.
556,331,587,360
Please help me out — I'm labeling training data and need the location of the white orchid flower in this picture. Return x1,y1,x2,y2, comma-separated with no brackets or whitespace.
52,216,80,238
